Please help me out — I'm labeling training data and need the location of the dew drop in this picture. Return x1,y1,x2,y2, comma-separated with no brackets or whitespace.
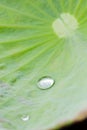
37,76,55,90
21,115,30,121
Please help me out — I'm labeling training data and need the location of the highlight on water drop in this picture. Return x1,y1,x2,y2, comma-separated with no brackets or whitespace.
37,76,55,90
21,115,30,121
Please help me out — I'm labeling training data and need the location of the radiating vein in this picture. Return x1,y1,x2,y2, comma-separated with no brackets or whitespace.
79,17,87,25
0,3,51,23
43,39,65,66
29,1,54,20
69,0,73,13
0,39,58,79
47,0,59,17
59,0,64,12
0,36,55,59
0,24,51,29
77,7,87,20
0,32,54,44
74,0,83,15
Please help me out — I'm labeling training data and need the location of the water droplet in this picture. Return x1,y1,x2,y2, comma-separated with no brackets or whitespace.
37,76,55,90
21,115,30,121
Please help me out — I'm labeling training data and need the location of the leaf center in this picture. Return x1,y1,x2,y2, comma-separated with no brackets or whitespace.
52,13,78,38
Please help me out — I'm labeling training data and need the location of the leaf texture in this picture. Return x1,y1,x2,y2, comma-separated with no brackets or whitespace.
0,0,87,130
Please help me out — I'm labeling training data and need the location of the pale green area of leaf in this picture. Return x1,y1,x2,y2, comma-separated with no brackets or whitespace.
0,0,87,130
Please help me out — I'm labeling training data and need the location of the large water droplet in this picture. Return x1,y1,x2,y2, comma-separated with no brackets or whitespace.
21,115,30,121
37,76,55,90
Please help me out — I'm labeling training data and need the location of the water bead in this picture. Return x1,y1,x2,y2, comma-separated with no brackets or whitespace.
37,76,55,90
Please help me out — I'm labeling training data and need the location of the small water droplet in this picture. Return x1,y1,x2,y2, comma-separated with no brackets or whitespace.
21,115,30,121
37,76,55,90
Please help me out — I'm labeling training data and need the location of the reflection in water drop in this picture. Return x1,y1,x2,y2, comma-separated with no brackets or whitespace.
21,115,30,121
37,76,55,90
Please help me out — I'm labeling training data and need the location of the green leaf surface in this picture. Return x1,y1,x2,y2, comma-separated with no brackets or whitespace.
0,0,87,130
